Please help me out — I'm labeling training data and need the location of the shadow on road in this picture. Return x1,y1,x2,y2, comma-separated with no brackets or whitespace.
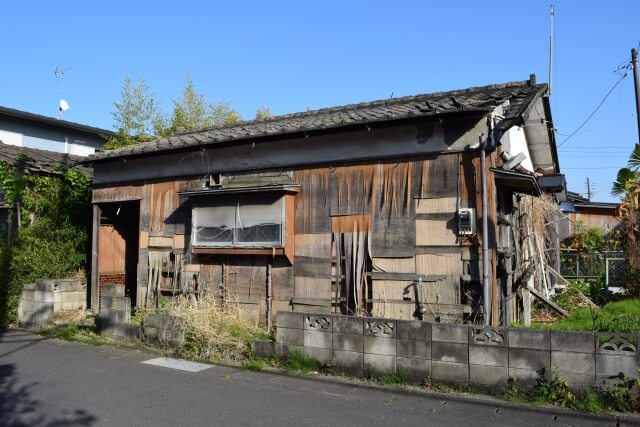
0,330,98,426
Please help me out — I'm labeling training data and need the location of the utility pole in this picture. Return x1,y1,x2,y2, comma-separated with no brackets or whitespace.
632,48,640,144
586,177,592,202
548,5,555,96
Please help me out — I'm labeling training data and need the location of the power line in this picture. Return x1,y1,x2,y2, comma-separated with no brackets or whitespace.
557,70,630,147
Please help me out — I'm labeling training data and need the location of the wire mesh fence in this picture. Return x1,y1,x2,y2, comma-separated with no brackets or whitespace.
559,249,625,287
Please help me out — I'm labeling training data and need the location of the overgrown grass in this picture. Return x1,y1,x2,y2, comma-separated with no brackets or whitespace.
39,322,112,347
283,351,319,374
498,371,638,413
518,299,640,333
172,294,270,363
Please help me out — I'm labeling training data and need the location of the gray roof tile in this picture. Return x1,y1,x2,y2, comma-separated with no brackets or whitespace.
88,79,546,162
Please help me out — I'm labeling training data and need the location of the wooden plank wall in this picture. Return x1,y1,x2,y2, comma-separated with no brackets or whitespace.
97,225,126,273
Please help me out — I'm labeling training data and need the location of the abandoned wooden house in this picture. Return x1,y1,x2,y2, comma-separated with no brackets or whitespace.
84,75,563,327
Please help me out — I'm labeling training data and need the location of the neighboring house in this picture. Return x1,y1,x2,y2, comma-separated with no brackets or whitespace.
0,106,113,156
0,142,91,238
559,191,621,240
84,76,561,326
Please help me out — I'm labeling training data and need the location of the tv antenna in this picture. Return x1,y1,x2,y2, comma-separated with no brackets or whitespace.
54,66,73,119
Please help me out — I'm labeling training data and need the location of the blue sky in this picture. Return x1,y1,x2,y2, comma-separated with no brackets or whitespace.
2,1,639,202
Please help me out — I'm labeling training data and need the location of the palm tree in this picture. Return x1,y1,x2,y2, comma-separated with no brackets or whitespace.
612,144,640,197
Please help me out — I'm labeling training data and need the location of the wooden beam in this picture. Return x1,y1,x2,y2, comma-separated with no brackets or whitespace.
529,286,569,317
90,204,100,310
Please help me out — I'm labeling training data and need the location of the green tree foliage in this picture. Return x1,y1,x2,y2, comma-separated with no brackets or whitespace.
106,74,243,149
0,164,91,326
255,106,273,121
105,76,165,149
168,74,241,133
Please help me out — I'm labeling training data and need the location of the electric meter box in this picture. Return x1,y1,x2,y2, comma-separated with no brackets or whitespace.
458,208,476,236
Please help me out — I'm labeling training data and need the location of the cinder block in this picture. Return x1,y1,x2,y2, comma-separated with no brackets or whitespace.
275,312,304,329
111,297,131,312
396,357,431,380
364,318,396,338
333,333,363,353
432,361,469,383
364,353,395,375
101,296,113,310
36,279,55,292
509,348,550,371
469,345,508,367
550,331,595,353
432,324,469,344
551,351,595,374
508,367,547,387
595,354,640,378
304,346,331,365
162,315,181,330
432,342,468,364
144,327,159,342
101,284,125,297
143,313,162,329
332,350,363,375
470,364,508,387
276,343,303,359
304,314,332,331
364,336,396,356
396,320,431,341
304,330,331,349
21,290,35,301
251,340,276,358
276,327,303,346
396,339,431,359
558,371,596,388
333,315,364,335
101,309,129,325
508,329,550,350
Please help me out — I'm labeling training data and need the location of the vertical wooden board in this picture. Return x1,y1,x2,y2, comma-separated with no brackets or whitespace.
294,276,332,299
424,154,459,196
98,225,125,272
371,280,407,300
292,304,330,314
371,302,414,320
416,219,458,246
415,197,458,214
294,233,332,258
372,257,415,274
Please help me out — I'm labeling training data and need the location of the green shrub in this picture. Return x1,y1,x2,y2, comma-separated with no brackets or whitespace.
283,351,319,374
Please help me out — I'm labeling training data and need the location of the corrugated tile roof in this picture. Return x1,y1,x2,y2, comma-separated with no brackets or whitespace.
0,142,92,176
88,78,547,162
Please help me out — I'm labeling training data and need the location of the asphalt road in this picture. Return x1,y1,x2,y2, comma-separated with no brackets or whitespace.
0,329,636,427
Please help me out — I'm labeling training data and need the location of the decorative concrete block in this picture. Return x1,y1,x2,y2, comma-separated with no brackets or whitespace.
470,364,508,387
332,350,364,374
364,336,396,356
276,327,304,346
275,312,304,329
551,351,595,374
396,320,431,341
432,361,469,383
508,329,550,350
432,342,468,364
550,331,595,353
304,330,332,349
333,333,363,353
469,345,508,367
364,318,396,338
333,316,364,335
432,324,469,344
469,326,507,346
396,339,431,359
304,314,332,332
396,357,431,380
509,348,550,371
364,353,395,375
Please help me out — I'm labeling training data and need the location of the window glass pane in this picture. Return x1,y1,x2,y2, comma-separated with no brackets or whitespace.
193,203,235,244
237,224,280,243
237,194,282,227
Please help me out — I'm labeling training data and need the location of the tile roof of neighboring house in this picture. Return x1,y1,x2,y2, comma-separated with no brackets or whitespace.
88,77,548,162
0,142,92,176
0,106,114,137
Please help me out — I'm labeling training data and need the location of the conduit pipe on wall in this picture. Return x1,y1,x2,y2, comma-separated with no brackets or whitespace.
480,134,490,326
266,256,273,332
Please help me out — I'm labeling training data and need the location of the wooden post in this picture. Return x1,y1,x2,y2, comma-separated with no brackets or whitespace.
90,204,100,310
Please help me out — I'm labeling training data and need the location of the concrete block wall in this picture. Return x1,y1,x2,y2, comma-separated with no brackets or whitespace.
97,285,138,340
142,313,185,348
18,278,87,327
276,312,640,390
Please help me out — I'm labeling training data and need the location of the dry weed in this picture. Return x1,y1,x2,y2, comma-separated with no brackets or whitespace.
171,294,268,363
